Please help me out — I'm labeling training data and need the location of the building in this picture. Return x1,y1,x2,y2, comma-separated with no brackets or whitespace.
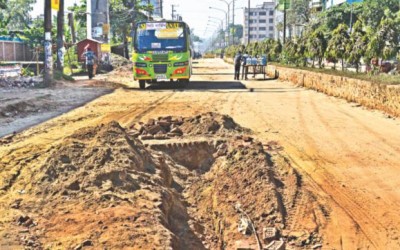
77,38,103,63
243,1,276,44
140,0,163,18
312,0,362,10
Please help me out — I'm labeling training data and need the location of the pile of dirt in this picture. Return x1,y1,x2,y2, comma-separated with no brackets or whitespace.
128,112,248,140
1,114,323,249
178,112,247,136
0,101,39,118
110,53,131,69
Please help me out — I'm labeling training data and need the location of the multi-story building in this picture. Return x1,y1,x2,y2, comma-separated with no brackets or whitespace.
243,1,276,44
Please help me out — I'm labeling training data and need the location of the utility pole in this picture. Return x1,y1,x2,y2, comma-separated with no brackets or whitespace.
68,13,76,43
247,0,250,45
232,0,235,45
147,0,151,20
171,4,176,20
56,0,64,72
44,0,52,86
86,0,92,39
160,0,163,18
283,2,286,45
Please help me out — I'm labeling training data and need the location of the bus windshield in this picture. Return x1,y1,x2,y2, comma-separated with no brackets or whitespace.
134,22,187,53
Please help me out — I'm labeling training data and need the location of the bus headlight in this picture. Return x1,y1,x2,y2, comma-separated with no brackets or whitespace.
135,62,147,68
173,67,187,75
173,61,189,67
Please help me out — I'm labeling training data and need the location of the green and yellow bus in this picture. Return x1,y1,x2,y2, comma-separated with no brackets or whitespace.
132,21,192,89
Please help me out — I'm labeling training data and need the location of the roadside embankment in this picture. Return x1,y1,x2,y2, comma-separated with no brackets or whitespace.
266,65,400,117
225,56,399,117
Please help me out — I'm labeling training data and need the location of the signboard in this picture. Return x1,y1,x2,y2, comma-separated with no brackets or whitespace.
51,0,59,11
101,44,111,53
103,24,110,35
139,22,183,31
146,23,167,30
156,28,180,39
92,27,103,38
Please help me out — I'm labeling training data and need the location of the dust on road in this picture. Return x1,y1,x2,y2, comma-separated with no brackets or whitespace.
1,58,400,249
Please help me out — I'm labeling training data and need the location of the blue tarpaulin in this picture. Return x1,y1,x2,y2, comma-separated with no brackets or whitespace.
0,36,24,42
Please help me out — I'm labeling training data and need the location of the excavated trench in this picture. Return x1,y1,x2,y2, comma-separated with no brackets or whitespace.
2,113,325,250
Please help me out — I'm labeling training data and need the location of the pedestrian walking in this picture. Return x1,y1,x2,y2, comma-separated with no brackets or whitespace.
82,47,97,79
234,51,242,80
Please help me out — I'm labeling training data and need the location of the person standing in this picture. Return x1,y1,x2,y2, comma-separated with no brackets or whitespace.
233,51,242,80
82,47,97,79
241,51,249,80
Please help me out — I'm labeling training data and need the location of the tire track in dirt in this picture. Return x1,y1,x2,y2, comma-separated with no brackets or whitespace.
336,108,400,154
108,92,176,127
296,91,383,248
308,93,400,247
230,91,327,234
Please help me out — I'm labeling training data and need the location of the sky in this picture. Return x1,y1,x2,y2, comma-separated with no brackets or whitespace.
32,0,271,38
162,0,272,37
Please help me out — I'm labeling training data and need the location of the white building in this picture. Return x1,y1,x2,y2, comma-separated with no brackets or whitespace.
243,1,276,44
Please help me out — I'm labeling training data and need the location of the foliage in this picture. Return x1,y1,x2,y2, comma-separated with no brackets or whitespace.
347,20,367,72
319,2,362,32
326,23,350,70
286,0,311,35
0,0,35,31
360,0,400,28
306,28,327,68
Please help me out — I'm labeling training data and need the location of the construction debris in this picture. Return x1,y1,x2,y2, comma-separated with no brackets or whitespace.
0,76,43,88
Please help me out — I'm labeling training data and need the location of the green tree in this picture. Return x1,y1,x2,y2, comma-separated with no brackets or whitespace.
366,10,400,62
360,0,400,29
286,0,311,37
347,20,367,73
0,0,35,32
326,23,350,71
307,29,327,68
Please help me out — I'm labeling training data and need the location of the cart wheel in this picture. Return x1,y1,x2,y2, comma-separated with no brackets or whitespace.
139,80,145,89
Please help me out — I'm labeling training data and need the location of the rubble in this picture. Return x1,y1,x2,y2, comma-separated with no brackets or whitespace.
0,76,43,88
127,112,247,140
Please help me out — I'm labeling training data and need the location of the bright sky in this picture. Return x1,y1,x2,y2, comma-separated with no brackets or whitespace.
32,0,272,38
32,0,78,16
163,0,272,37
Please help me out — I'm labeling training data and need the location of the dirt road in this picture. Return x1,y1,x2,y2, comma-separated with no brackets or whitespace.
1,58,399,249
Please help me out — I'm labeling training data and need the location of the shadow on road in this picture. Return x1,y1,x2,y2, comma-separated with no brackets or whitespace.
124,80,303,94
146,81,247,90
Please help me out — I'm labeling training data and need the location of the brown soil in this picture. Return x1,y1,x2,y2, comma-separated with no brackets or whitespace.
0,113,323,249
1,59,400,250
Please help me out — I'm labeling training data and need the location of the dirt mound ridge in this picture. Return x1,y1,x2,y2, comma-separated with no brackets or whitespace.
179,112,247,136
6,121,201,249
36,121,155,197
129,112,248,140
